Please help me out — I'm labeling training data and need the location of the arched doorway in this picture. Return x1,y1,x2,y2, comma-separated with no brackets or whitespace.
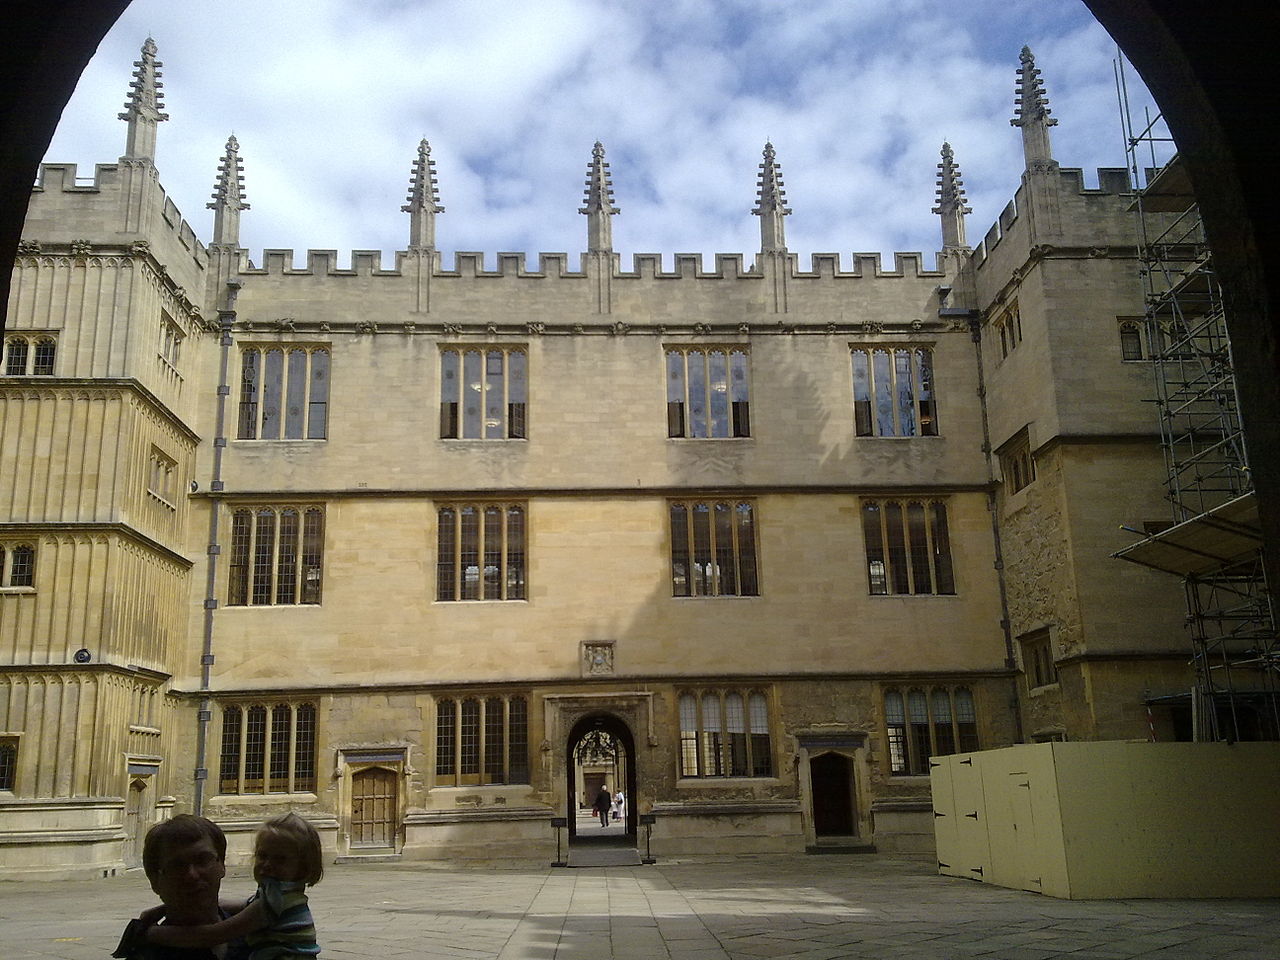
810,752,857,837
565,712,636,841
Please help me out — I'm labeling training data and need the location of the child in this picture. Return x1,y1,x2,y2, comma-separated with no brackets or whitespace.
142,812,323,958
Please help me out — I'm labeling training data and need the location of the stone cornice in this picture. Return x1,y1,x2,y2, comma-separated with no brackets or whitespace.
0,378,202,444
981,242,1141,315
14,241,206,326
164,666,1016,700
0,521,192,568
0,662,173,682
193,481,996,502
232,317,959,339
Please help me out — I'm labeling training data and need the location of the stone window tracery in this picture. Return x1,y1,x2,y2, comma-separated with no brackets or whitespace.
237,345,330,440
666,346,751,438
439,347,527,439
883,686,978,775
851,346,938,437
436,503,526,601
217,701,317,795
1020,628,1058,689
227,505,325,605
669,499,759,597
0,544,36,588
147,447,178,506
991,301,1023,360
1118,320,1144,360
678,689,772,778
860,498,955,595
434,694,529,786
3,336,56,376
159,310,184,369
999,430,1036,494
0,738,17,791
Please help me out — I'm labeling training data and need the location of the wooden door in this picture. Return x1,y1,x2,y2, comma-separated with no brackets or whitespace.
350,767,398,847
124,778,150,867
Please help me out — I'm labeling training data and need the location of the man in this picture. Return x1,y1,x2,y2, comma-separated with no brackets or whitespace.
113,815,245,959
593,785,611,828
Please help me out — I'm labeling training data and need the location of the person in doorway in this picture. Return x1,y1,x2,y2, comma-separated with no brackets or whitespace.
612,789,626,822
593,785,612,827
114,814,248,959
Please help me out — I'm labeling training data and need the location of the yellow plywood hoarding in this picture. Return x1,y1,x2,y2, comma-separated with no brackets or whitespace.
931,741,1280,898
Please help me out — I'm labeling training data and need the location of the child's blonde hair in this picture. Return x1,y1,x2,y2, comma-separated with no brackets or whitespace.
257,812,324,886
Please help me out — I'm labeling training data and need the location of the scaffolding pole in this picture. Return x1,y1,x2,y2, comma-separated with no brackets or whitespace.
1116,56,1277,741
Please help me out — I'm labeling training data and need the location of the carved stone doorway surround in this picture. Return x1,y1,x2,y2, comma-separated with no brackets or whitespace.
543,692,656,839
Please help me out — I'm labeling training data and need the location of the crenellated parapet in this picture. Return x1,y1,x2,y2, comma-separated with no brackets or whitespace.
234,248,948,280
28,162,208,268
971,167,1135,268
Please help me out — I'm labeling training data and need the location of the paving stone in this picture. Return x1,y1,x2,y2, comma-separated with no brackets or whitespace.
5,854,1280,960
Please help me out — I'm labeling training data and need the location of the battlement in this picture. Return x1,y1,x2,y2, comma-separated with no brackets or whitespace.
972,166,1133,267
33,161,123,194
236,248,947,280
31,162,206,264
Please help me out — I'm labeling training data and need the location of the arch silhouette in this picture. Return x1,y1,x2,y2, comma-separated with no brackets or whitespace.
565,712,636,840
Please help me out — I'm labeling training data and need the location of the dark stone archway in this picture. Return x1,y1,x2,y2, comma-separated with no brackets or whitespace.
565,711,637,840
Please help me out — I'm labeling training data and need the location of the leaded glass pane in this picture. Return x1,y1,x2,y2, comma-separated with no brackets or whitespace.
307,349,329,439
261,349,284,439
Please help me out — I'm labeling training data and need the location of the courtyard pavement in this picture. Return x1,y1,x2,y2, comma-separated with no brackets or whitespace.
4,849,1278,960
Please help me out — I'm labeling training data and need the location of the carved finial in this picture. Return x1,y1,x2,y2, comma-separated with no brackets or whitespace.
119,37,169,161
752,141,791,253
403,138,444,249
580,141,619,253
1010,45,1058,171
933,142,972,252
207,135,250,246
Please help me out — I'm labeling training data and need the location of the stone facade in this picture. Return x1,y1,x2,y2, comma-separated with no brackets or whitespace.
0,42,1188,878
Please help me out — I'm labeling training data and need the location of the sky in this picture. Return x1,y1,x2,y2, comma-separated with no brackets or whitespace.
43,0,1171,270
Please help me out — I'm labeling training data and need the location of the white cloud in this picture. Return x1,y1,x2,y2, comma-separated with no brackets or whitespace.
42,0,1163,268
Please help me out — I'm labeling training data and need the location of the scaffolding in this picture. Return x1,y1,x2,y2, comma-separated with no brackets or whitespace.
1113,62,1278,742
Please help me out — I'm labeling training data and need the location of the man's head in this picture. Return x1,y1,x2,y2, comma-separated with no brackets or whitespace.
143,815,227,919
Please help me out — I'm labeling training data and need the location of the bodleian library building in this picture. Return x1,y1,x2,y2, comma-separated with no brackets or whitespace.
0,40,1206,877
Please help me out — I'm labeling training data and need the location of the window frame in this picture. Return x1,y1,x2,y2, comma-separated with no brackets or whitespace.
433,694,530,786
850,344,939,438
435,502,527,602
236,344,331,441
147,447,178,507
0,736,18,791
665,345,751,439
0,543,36,589
226,505,325,606
677,689,773,779
3,335,57,376
860,498,956,596
159,310,185,371
883,686,979,776
216,701,317,796
439,346,528,441
999,430,1036,495
1118,320,1145,361
990,302,1022,360
1020,628,1058,690
668,499,760,598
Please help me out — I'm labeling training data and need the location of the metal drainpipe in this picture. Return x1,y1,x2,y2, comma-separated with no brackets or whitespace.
969,315,1025,744
193,279,240,815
